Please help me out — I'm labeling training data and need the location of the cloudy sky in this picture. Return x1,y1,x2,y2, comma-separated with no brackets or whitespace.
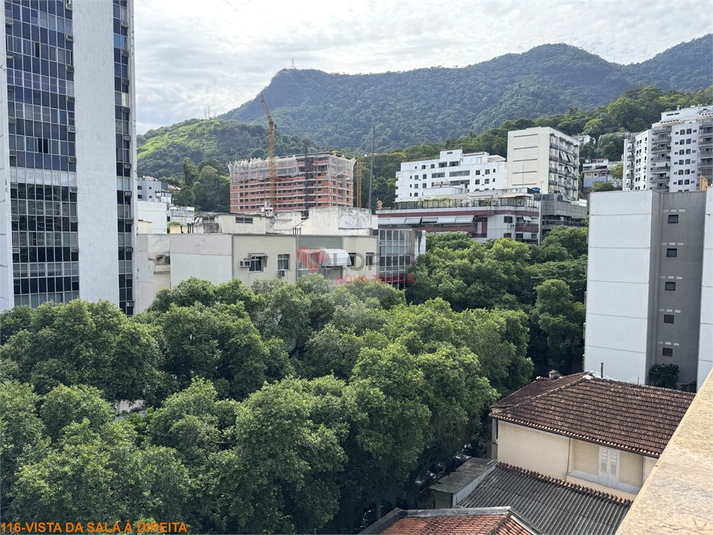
134,0,712,134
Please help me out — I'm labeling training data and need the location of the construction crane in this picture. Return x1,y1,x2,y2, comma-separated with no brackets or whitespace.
259,93,276,210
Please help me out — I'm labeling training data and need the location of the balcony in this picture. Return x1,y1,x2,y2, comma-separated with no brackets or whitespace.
651,155,671,163
651,144,670,154
699,138,713,148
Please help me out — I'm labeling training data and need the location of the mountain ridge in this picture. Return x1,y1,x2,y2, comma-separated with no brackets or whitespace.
218,35,712,151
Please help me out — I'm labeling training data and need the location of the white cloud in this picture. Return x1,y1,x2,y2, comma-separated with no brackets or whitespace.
134,0,712,133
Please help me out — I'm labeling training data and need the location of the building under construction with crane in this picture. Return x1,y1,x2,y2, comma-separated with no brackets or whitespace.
229,153,356,214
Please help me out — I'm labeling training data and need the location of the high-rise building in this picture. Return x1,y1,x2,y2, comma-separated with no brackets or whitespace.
623,105,713,192
394,149,506,202
0,0,137,314
229,153,354,214
506,127,580,201
584,189,713,390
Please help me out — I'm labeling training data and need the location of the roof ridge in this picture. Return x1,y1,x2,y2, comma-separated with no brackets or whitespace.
487,512,512,535
497,463,633,506
493,372,590,411
592,376,696,397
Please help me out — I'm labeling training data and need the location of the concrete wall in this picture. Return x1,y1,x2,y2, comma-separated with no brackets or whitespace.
169,234,233,286
585,191,655,383
74,0,122,305
495,422,570,480
699,188,713,388
232,234,297,285
136,234,170,312
138,201,168,235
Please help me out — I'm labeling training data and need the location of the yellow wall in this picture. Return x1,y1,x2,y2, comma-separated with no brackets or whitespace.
619,450,644,489
496,422,570,479
571,439,599,477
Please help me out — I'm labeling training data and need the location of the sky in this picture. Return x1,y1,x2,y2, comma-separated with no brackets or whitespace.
134,0,713,134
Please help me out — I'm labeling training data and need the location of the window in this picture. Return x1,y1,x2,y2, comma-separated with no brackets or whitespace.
430,164,435,168
365,252,374,266
249,257,263,272
665,281,676,291
439,162,447,168
668,214,679,223
414,192,418,197
666,248,678,257
235,216,254,224
504,216,513,223
475,170,480,175
599,447,619,488
687,128,692,134
504,233,512,238
485,169,490,175
515,233,523,240
485,178,490,184
662,347,673,357
278,254,289,270
348,253,356,267
663,314,675,324
423,174,427,179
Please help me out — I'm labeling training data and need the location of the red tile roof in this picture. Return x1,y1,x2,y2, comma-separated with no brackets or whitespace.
491,373,694,457
382,512,533,535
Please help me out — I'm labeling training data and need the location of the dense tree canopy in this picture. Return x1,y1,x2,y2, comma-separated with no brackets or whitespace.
1,267,535,532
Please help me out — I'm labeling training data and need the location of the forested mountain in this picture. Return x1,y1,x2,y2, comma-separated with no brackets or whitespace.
136,119,323,179
220,35,712,151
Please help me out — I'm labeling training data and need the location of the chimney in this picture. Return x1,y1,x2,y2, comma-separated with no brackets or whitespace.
548,370,563,380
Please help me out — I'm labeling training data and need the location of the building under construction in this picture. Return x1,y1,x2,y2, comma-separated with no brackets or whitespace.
229,153,355,214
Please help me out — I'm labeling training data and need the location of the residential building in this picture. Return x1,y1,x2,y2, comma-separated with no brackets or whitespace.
623,105,713,192
583,159,622,192
506,127,580,201
229,153,354,214
0,0,138,314
615,367,713,535
490,372,694,500
377,228,426,286
585,189,713,387
136,207,382,312
431,460,631,535
137,177,173,203
377,189,587,245
394,150,506,202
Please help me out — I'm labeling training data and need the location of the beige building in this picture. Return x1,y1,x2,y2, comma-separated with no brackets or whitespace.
490,372,694,500
136,206,379,312
506,127,580,200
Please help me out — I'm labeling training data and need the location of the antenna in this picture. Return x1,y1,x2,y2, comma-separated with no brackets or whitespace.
204,106,211,120
291,58,295,69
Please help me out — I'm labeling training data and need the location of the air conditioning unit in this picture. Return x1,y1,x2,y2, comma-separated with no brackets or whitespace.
277,269,287,278
239,259,251,268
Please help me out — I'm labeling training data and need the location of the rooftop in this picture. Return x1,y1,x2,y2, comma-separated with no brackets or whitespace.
363,507,537,535
491,372,694,457
458,463,632,535
614,367,713,535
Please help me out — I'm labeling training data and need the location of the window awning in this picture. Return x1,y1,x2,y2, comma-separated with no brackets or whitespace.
437,216,457,224
321,249,350,267
404,217,422,224
421,216,438,223
249,253,267,257
454,215,474,224
379,217,406,226
523,216,533,221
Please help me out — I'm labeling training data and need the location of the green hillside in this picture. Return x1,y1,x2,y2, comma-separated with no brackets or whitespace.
220,35,712,151
136,119,322,179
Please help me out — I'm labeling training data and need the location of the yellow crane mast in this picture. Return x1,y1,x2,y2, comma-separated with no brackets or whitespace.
259,93,276,210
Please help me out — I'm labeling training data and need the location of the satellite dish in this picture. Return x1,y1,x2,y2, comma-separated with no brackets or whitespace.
270,217,276,225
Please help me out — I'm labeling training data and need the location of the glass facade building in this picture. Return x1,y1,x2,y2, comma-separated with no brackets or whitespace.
0,0,137,314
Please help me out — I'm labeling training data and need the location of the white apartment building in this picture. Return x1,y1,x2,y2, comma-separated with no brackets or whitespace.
1,0,138,314
395,150,506,202
506,127,580,201
623,105,713,193
582,159,621,191
585,189,713,390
